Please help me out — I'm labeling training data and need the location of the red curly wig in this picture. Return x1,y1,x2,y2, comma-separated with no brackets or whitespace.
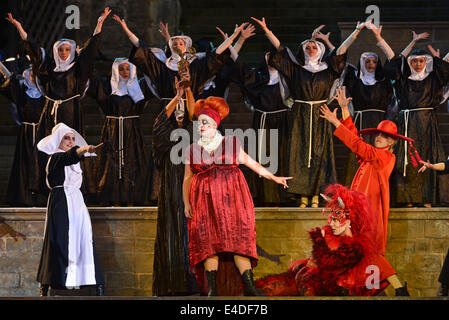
194,96,230,125
321,184,376,237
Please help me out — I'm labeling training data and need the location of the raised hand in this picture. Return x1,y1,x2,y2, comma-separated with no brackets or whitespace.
112,14,127,28
251,17,269,32
412,31,430,42
94,7,111,34
5,12,21,28
427,44,440,58
174,77,184,98
159,21,170,42
216,26,229,40
240,23,256,40
6,13,27,40
334,86,352,109
368,21,384,40
320,104,339,127
97,7,111,26
312,25,326,40
355,21,366,31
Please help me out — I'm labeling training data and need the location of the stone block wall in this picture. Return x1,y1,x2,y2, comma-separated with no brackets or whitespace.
1,207,449,297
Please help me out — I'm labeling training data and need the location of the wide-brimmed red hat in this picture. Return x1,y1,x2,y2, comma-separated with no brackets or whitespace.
359,120,422,167
359,120,413,142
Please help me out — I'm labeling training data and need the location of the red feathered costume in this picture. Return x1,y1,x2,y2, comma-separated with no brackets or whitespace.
256,184,390,296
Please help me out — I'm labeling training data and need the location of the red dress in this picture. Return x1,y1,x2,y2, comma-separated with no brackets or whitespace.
187,135,258,295
333,116,396,278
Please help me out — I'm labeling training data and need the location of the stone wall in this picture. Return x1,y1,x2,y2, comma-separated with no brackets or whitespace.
1,207,448,297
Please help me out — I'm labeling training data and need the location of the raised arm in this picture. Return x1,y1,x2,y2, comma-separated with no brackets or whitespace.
368,21,395,60
92,7,111,36
158,21,171,43
164,77,185,118
215,22,246,55
216,26,239,61
400,31,430,57
233,23,256,53
113,14,140,47
336,21,366,55
5,13,28,40
251,17,280,49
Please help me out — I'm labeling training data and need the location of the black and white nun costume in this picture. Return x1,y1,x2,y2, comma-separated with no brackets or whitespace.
36,123,104,296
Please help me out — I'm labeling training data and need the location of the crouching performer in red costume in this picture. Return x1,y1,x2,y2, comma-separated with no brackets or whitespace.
256,184,392,296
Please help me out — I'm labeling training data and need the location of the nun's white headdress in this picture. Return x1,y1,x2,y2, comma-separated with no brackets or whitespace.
300,40,328,73
21,68,42,98
53,39,76,72
37,123,95,156
359,52,378,85
166,35,201,71
407,53,433,81
110,58,144,103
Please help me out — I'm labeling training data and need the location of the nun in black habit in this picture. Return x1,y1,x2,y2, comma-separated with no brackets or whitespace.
113,14,245,112
384,32,449,207
151,72,199,296
0,60,47,206
340,22,397,186
6,8,111,200
231,51,291,205
87,58,153,206
252,17,361,207
36,123,104,296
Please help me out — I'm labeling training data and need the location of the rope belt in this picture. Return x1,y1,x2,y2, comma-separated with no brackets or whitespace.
106,115,140,180
254,108,288,165
50,185,77,191
22,121,38,145
294,99,328,168
45,94,81,125
402,107,433,176
353,109,386,132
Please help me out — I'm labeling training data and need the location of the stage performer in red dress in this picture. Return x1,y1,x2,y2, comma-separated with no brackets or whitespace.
320,86,414,295
256,184,389,296
183,96,292,296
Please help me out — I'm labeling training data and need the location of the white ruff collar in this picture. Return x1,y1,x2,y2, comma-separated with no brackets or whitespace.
198,131,224,153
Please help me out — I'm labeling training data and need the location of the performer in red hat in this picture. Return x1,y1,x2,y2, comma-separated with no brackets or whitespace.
320,86,416,295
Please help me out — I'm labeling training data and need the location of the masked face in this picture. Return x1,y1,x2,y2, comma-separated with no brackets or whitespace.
410,57,426,73
118,63,130,80
172,38,186,54
304,41,319,58
374,132,395,149
198,114,217,139
58,133,75,151
57,44,72,61
364,57,377,73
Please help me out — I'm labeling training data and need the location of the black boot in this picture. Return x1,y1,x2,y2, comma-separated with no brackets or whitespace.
205,270,218,296
96,284,104,296
437,284,449,296
395,282,410,296
39,285,49,297
241,270,264,296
